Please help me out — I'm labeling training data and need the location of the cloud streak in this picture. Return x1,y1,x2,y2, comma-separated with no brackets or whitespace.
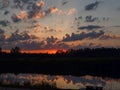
85,1,101,11
78,25,103,30
62,30,105,42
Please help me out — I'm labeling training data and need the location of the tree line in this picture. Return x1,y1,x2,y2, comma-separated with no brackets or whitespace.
0,46,21,54
0,46,120,57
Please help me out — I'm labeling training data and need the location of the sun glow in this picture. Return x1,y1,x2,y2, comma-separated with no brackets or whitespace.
2,49,66,54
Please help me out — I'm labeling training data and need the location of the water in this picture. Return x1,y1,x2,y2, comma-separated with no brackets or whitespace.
0,73,120,90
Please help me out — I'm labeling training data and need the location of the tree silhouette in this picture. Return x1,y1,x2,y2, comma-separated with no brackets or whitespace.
56,50,64,54
0,47,2,53
10,46,21,54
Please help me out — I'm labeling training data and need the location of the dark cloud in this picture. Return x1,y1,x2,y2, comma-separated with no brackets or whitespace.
46,36,58,44
85,15,99,22
0,0,9,9
27,1,45,19
0,28,5,41
8,36,69,50
27,1,57,19
32,2,43,12
43,26,56,33
13,0,29,9
4,10,10,15
62,30,105,42
75,16,109,25
62,0,68,5
102,17,109,22
44,36,69,50
7,30,38,42
11,14,21,22
0,28,5,34
78,25,103,30
44,6,58,16
85,1,101,11
17,41,45,50
0,20,10,27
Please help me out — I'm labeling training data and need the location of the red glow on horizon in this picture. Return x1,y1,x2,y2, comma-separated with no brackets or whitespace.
2,49,66,54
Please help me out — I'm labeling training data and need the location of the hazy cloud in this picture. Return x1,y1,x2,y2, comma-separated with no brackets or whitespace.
85,1,101,11
67,8,77,15
63,30,105,42
78,25,103,30
111,25,120,28
99,34,120,40
74,43,102,49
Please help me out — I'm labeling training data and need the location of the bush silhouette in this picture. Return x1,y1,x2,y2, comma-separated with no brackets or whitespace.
0,47,2,53
10,46,21,54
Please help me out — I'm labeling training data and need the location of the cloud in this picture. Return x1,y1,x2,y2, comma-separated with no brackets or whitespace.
16,36,69,50
72,42,102,50
0,74,112,89
12,0,58,19
28,6,58,19
12,0,32,9
11,10,28,22
4,10,10,15
99,34,120,40
0,28,5,41
0,28,4,34
85,15,99,22
67,8,77,15
11,14,21,22
62,0,68,5
0,20,10,27
0,0,9,9
17,11,27,19
78,25,103,30
62,30,105,42
46,36,58,44
7,30,38,42
111,25,120,28
85,1,101,11
44,7,58,16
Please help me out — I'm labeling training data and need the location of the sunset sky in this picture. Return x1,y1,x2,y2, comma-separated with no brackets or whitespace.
0,0,120,53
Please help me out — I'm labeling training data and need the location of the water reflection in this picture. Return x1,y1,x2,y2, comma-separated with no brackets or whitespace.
0,74,120,90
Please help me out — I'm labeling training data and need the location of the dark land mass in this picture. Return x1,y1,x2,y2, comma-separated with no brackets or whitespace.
0,48,120,78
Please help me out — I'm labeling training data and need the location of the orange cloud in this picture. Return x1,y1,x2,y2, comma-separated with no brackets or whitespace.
33,11,42,19
36,0,45,7
67,8,77,15
17,10,27,19
50,7,58,13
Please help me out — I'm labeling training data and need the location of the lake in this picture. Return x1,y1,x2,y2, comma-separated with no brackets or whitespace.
0,73,120,90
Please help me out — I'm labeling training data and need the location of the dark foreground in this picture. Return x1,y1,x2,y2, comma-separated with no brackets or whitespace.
0,55,120,78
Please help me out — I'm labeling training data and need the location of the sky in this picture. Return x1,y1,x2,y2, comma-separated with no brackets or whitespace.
0,0,120,53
